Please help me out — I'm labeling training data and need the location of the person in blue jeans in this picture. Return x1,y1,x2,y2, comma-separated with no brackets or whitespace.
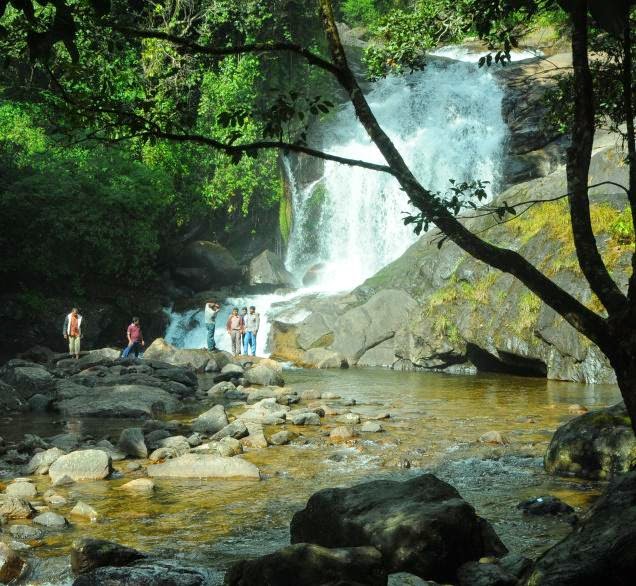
204,300,220,351
242,306,260,356
122,317,144,358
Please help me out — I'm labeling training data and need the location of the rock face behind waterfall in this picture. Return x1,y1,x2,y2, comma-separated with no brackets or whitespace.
289,474,506,581
271,127,629,382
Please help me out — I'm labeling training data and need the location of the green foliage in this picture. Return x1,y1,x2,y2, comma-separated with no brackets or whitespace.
610,208,635,245
341,0,381,27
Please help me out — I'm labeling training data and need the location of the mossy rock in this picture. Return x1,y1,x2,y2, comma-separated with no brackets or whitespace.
544,402,636,480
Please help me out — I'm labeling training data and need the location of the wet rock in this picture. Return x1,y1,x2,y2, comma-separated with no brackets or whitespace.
457,559,517,586
246,386,289,404
568,403,589,415
248,249,295,289
44,490,67,506
4,480,37,498
48,449,112,483
330,426,357,442
517,496,574,516
191,405,228,434
290,474,507,581
337,412,361,424
93,439,126,462
244,364,284,387
57,384,179,418
360,421,384,433
52,474,75,487
28,393,52,412
156,436,191,457
147,454,260,479
72,561,207,586
117,428,148,459
187,432,204,447
303,348,347,369
71,537,146,575
221,363,244,376
290,412,321,426
145,429,171,450
0,361,56,400
241,422,268,449
209,419,248,442
207,381,235,397
269,430,297,446
70,501,99,522
300,389,322,401
217,437,243,457
239,398,289,424
225,543,386,586
119,478,155,493
0,495,35,519
478,431,509,445
545,401,636,480
0,542,27,583
48,432,81,452
0,380,26,412
33,511,68,528
8,524,43,540
524,469,636,585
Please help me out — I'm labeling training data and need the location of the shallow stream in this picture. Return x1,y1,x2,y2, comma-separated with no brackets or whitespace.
0,368,621,585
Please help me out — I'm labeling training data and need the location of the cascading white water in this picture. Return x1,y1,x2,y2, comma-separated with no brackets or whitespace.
285,59,507,290
165,52,514,353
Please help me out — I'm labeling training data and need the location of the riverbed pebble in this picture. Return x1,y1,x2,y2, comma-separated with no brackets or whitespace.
269,431,296,446
478,431,509,445
330,426,357,442
337,413,361,424
4,481,37,498
0,496,35,519
290,412,321,426
217,437,243,457
119,478,155,493
8,524,43,541
33,511,68,527
360,421,384,433
70,501,99,522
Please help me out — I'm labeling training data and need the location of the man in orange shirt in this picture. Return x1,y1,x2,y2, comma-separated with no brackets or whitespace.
62,307,83,359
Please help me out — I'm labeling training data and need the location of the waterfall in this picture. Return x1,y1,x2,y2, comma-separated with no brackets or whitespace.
165,52,513,353
285,59,507,291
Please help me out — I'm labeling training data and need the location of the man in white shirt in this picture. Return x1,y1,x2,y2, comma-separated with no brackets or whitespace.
204,300,220,351
243,305,260,356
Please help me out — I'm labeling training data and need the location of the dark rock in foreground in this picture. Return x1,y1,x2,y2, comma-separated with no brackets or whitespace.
71,538,146,575
225,543,387,586
290,474,506,582
544,402,636,480
524,469,636,585
73,562,206,586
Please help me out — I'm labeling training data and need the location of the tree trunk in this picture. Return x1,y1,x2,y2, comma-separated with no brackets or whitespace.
609,348,636,436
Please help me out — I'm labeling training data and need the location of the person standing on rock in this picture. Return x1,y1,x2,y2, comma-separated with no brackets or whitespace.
243,305,260,356
122,316,144,359
204,300,220,351
240,306,248,352
63,307,82,359
226,307,243,357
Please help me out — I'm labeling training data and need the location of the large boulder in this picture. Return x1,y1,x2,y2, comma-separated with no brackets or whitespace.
191,405,228,434
0,360,56,400
544,402,636,480
143,338,177,362
48,450,112,483
524,470,636,585
117,428,148,459
146,454,260,479
71,538,146,575
290,474,506,581
248,250,295,289
57,384,179,418
225,544,387,586
0,495,36,519
244,363,284,387
72,562,207,586
176,240,242,287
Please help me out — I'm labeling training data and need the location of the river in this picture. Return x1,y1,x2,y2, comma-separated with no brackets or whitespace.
1,367,620,585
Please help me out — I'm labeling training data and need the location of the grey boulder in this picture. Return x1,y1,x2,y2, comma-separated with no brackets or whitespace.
48,450,112,483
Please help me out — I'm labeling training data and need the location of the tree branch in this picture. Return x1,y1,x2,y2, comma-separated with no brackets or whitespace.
566,2,627,315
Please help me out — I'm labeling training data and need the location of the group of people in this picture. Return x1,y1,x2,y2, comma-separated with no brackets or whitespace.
63,300,260,361
204,301,260,357
63,307,144,360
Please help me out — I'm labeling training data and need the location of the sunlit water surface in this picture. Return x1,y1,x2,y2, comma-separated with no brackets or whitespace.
0,368,621,585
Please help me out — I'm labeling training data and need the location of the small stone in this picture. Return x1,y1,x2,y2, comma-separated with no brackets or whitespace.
5,481,37,498
8,524,43,541
70,501,99,522
52,474,75,487
47,494,68,506
360,421,384,433
119,478,155,493
300,389,321,401
568,404,589,415
517,495,575,516
269,431,297,446
337,412,361,424
290,412,321,426
478,431,509,445
33,511,68,528
321,392,340,400
330,426,357,442
217,437,243,457
187,433,204,447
